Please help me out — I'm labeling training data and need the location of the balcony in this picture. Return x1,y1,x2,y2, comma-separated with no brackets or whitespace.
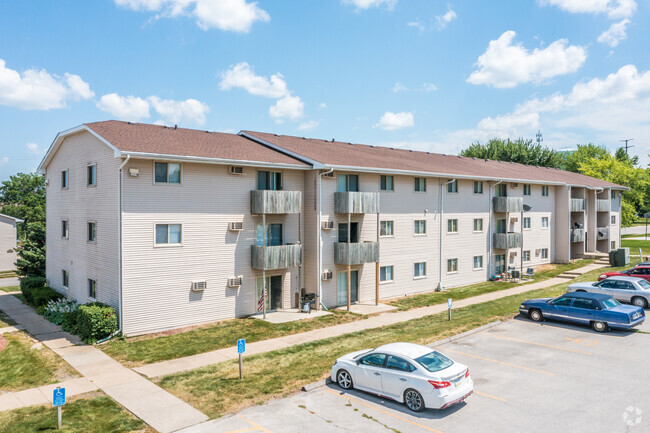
570,198,585,212
570,229,585,243
334,192,380,214
492,197,523,213
493,233,523,249
597,199,609,212
251,244,302,270
597,227,609,240
334,242,380,265
250,190,302,214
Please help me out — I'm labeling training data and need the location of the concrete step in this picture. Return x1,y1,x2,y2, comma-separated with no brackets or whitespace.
557,274,577,279
563,271,583,276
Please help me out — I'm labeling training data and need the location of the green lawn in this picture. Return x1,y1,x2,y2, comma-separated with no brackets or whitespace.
157,262,628,419
387,259,592,311
621,239,650,255
0,331,79,392
0,285,19,293
0,394,149,433
0,309,16,327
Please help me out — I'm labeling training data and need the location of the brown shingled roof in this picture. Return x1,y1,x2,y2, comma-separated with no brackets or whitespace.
85,121,308,167
243,131,624,188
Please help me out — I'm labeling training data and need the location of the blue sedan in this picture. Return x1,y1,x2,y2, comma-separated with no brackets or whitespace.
519,292,645,332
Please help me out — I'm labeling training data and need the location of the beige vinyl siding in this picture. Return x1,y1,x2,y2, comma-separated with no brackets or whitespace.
0,216,19,272
44,131,120,307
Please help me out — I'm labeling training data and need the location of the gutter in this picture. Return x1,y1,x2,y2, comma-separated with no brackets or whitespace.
117,155,131,336
318,167,334,309
437,179,456,291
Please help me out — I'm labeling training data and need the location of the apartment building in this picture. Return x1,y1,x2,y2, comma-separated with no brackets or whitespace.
39,121,625,335
0,213,23,272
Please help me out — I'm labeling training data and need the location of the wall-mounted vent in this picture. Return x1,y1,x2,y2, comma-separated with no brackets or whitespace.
229,222,243,231
322,270,333,281
321,221,334,230
230,166,244,175
227,277,242,288
322,171,334,178
191,281,207,292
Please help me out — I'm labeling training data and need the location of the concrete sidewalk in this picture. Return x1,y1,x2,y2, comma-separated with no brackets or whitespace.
134,262,607,379
0,292,208,433
0,377,98,412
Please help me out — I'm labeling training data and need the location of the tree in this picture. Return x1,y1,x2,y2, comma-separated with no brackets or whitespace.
15,221,45,277
0,173,46,239
614,147,639,166
561,143,609,173
460,138,563,168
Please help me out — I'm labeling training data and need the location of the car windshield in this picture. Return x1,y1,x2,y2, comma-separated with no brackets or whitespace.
638,280,650,290
415,351,454,372
602,298,621,309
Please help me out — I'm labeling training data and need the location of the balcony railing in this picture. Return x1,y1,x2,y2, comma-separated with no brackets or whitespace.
492,233,523,249
334,192,380,214
250,190,302,214
570,229,585,243
597,227,610,240
570,198,585,212
492,197,523,213
251,244,302,270
334,242,380,265
597,199,609,212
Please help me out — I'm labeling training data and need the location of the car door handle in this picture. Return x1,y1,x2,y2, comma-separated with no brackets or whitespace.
399,378,407,382
374,372,381,376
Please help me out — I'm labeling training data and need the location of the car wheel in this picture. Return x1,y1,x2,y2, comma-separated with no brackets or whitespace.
336,369,353,390
591,321,608,333
404,389,425,412
529,309,543,322
632,297,648,309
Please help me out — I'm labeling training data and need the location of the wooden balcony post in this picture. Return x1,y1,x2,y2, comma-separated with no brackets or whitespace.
347,212,351,311
376,211,379,306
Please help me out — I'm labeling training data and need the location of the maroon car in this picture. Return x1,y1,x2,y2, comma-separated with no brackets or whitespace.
598,266,650,282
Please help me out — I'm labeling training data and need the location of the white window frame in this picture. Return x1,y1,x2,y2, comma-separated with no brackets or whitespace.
447,179,458,194
62,270,69,289
473,255,483,270
61,169,69,189
153,161,183,185
380,265,394,284
541,185,549,196
447,219,458,234
447,258,458,274
414,177,426,192
87,163,97,187
523,217,531,230
611,215,616,225
154,223,184,247
523,250,531,262
87,221,97,244
88,278,96,300
541,248,549,260
541,217,549,229
61,219,69,239
473,218,483,232
414,261,427,279
414,220,426,235
380,220,394,237
380,175,394,192
523,184,531,196
473,181,483,194
611,241,616,249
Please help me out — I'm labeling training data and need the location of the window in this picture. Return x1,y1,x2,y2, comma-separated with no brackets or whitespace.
496,218,506,234
611,215,616,224
360,353,386,367
61,170,69,189
257,224,283,246
611,241,616,249
415,351,453,372
447,179,458,193
414,262,426,278
523,184,531,195
337,174,359,192
87,222,96,243
61,220,69,239
473,181,483,194
523,217,531,229
380,221,394,237
495,184,507,197
523,250,531,262
88,279,96,299
541,217,549,228
447,258,458,273
611,190,616,199
414,177,426,192
552,297,573,307
447,219,458,233
257,171,282,190
573,298,597,310
473,218,483,232
87,164,97,186
380,175,394,191
541,248,549,259
155,224,182,245
62,270,69,288
473,255,483,270
386,355,415,372
542,185,549,196
414,220,426,235
380,266,394,283
154,162,181,184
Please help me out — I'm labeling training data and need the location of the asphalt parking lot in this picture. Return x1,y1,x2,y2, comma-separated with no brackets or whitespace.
181,314,650,433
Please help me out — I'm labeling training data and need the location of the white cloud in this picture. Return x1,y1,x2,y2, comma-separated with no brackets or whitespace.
539,0,636,18
342,0,397,10
375,111,414,130
392,82,408,92
148,96,210,125
319,102,327,109
393,82,437,92
298,120,319,131
219,62,288,98
269,95,304,122
97,93,150,121
25,142,44,155
0,59,94,110
467,31,586,88
435,8,457,29
407,20,427,33
0,157,8,165
598,18,630,47
114,0,270,33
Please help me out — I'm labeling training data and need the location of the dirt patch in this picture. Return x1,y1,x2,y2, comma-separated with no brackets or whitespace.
0,335,7,352
534,263,557,272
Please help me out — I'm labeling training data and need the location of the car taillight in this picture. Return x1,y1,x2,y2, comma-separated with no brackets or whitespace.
465,368,470,378
428,380,451,389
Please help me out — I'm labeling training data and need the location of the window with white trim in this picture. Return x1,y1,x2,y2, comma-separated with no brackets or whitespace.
447,258,458,273
473,256,483,270
447,219,458,233
155,162,181,184
541,248,549,259
414,220,426,235
88,279,96,299
87,222,96,243
380,175,394,191
523,184,531,195
611,215,616,224
447,179,458,193
61,170,69,189
414,262,426,278
155,224,182,245
523,250,531,262
611,241,616,249
380,266,394,282
541,217,549,228
611,190,616,199
380,221,394,237
414,177,426,192
87,164,97,186
473,181,483,194
542,185,549,196
61,220,69,239
62,270,69,288
523,217,531,229
473,218,483,232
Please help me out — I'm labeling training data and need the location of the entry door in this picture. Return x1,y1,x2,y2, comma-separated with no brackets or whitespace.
337,270,359,305
256,276,283,311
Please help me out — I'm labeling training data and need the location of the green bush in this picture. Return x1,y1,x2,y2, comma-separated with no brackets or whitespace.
61,309,79,334
77,303,118,343
19,276,46,291
23,286,63,308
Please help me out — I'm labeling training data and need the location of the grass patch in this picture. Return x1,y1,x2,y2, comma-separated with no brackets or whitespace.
0,309,16,327
158,261,625,419
0,285,19,293
387,260,593,311
0,331,78,392
102,310,363,367
0,393,149,433
0,271,17,279
622,239,650,255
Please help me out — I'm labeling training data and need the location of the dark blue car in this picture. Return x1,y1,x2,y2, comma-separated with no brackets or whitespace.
519,292,645,332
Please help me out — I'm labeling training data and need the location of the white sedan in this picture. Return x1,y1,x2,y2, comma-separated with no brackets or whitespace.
330,342,473,412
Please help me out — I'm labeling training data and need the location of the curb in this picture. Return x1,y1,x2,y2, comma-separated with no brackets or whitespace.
302,378,331,392
427,320,503,348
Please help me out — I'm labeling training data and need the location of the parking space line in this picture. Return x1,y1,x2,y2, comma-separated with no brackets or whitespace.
473,390,507,402
443,348,555,376
488,335,593,355
323,388,444,433
236,414,273,433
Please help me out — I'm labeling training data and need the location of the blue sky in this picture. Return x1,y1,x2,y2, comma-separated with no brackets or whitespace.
1,0,649,181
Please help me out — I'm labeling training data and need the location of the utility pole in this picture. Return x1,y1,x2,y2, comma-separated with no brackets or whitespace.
620,138,634,154
536,130,543,146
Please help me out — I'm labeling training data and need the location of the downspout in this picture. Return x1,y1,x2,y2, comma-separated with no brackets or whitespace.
318,168,334,310
489,180,503,277
437,179,456,291
593,188,603,253
116,155,130,337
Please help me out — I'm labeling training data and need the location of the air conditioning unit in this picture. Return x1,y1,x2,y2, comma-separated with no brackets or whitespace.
511,183,519,188
229,222,243,231
321,221,334,230
510,217,518,222
230,166,244,175
535,249,541,256
322,270,333,280
322,171,334,178
191,281,207,292
227,277,242,288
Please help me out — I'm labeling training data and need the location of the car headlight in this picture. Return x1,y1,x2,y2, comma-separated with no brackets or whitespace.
520,304,526,309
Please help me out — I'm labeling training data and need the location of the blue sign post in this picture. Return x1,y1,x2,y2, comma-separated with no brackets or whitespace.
53,387,65,429
447,298,452,321
237,339,246,379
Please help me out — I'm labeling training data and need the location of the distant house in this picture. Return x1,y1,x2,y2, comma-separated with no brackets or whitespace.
0,214,23,272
